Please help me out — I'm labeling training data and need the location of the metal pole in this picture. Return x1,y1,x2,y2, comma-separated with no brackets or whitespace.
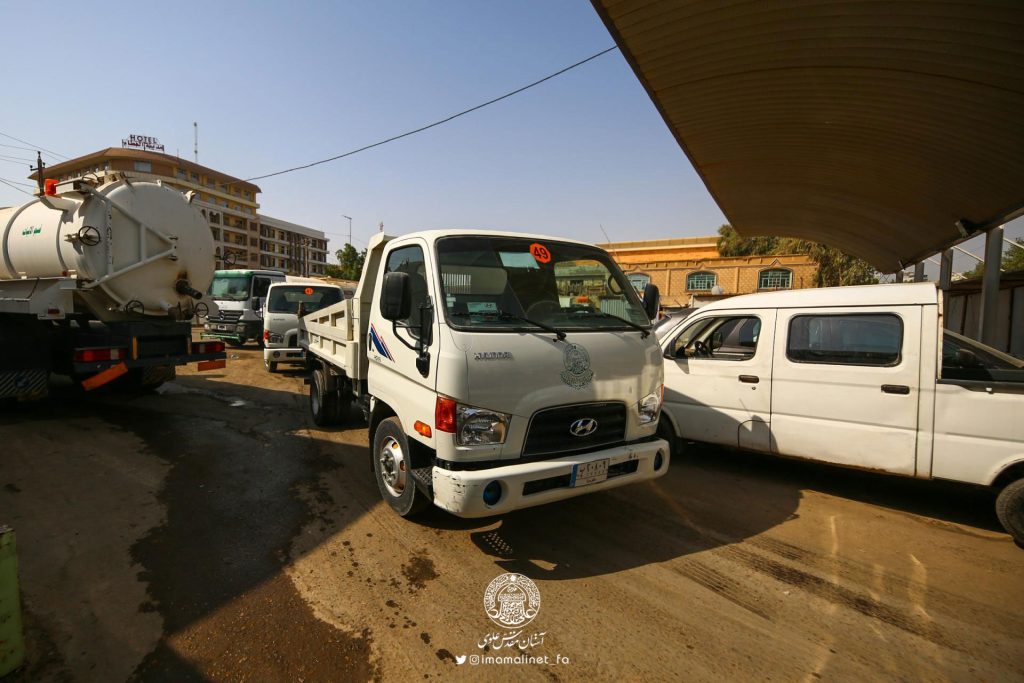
979,225,1004,346
913,262,925,282
895,270,904,283
939,248,953,314
342,215,352,246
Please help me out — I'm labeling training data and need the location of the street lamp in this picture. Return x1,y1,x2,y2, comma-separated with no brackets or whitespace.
342,215,352,246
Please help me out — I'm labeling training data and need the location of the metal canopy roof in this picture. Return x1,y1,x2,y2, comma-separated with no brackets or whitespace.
592,0,1024,271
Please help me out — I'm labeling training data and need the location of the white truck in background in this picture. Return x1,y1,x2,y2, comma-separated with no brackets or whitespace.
0,175,225,401
655,283,1024,545
300,230,670,518
263,280,346,372
203,269,286,347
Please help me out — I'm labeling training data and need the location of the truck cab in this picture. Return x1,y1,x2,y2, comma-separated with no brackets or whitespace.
203,269,286,346
263,281,346,372
301,231,670,518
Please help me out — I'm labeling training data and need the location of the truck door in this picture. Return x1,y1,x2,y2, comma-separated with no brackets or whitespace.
367,240,439,430
770,307,921,475
662,310,775,452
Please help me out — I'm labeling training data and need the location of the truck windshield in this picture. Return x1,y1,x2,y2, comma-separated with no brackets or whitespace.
208,275,252,301
267,286,343,314
436,236,650,333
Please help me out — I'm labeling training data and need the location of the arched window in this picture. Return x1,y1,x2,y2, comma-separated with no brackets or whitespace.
758,268,793,290
686,271,717,291
627,273,651,293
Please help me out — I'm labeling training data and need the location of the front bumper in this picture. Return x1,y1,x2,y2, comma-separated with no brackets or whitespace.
263,347,305,365
203,320,260,340
431,439,669,518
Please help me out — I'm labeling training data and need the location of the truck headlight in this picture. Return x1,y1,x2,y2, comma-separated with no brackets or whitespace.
638,386,662,425
456,404,510,446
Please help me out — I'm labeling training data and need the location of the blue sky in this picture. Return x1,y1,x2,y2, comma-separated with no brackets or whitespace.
0,0,1018,272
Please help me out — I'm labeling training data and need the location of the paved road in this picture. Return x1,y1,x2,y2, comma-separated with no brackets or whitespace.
2,344,1022,681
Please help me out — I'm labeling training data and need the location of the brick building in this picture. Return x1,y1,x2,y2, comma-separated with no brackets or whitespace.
598,237,818,308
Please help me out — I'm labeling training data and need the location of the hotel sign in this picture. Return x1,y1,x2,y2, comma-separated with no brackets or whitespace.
121,134,165,152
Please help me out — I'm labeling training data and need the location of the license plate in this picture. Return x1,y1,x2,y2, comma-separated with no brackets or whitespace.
217,324,229,331
571,458,609,487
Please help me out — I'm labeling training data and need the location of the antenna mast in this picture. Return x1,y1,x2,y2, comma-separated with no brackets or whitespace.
193,122,198,163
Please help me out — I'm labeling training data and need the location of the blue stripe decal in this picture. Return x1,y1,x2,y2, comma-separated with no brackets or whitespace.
369,324,393,360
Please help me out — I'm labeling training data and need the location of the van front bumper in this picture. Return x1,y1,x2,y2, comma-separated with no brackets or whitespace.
263,347,305,364
431,439,670,518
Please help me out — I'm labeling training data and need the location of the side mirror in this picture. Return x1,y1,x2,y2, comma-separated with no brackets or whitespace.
296,301,307,318
956,348,981,368
381,272,411,321
642,283,660,320
251,296,261,310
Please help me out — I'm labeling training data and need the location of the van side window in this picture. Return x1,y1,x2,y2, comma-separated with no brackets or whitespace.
384,245,430,339
669,316,761,361
787,314,902,366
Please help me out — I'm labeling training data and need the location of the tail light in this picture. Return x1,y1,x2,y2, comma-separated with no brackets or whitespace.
263,329,270,341
74,347,128,363
193,341,225,354
435,397,456,433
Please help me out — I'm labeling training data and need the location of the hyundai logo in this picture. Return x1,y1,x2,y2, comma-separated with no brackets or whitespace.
569,418,599,437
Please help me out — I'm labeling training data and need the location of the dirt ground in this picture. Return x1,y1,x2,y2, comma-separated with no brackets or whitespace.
1,342,1022,682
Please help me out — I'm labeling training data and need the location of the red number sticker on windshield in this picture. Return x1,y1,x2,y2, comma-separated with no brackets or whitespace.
529,243,551,264
303,287,314,295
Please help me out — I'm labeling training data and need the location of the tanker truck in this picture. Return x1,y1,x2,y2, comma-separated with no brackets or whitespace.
0,174,226,401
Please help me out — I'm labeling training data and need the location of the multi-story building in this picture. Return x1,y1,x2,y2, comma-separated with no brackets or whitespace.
258,214,328,276
30,147,327,276
598,237,819,308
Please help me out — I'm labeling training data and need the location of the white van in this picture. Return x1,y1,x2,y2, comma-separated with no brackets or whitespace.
656,282,1024,545
263,282,347,372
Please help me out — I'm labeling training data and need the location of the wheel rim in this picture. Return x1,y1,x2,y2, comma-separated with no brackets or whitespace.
379,436,407,498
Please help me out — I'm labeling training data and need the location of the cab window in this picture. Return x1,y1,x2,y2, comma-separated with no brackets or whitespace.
669,316,761,361
384,245,430,339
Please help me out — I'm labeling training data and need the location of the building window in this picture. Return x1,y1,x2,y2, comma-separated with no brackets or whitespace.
134,161,152,173
191,172,199,182
687,271,717,291
758,268,792,290
627,273,650,293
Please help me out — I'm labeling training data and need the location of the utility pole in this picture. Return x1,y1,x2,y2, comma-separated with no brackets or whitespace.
30,152,45,194
342,215,352,246
193,122,198,163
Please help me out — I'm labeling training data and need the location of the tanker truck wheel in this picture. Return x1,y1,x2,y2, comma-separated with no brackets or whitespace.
996,478,1024,548
373,417,430,518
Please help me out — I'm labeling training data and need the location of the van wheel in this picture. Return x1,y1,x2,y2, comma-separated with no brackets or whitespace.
264,357,278,373
995,479,1024,548
309,368,340,426
657,418,681,459
373,417,430,518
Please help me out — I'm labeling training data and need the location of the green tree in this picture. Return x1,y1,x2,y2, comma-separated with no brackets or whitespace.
717,224,878,287
332,243,366,281
965,238,1024,278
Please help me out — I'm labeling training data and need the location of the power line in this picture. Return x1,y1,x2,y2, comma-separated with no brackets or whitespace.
0,130,68,160
0,177,33,195
0,176,34,188
240,46,619,184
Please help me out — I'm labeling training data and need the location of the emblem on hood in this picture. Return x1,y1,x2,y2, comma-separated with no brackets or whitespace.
569,418,598,437
560,343,593,390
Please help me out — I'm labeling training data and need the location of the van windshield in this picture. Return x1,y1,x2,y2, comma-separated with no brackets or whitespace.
208,274,252,301
436,236,650,333
267,286,343,314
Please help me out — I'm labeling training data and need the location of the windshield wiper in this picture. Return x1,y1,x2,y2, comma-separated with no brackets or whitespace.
452,310,566,340
573,310,650,338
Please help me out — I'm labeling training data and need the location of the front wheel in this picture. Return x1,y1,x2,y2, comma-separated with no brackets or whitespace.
373,417,430,518
657,417,682,459
264,357,278,373
996,478,1024,548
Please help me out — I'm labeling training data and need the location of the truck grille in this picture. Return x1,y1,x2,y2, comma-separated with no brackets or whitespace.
522,402,627,457
210,309,242,323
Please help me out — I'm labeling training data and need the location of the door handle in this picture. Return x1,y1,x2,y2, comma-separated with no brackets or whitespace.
739,375,759,384
881,384,910,395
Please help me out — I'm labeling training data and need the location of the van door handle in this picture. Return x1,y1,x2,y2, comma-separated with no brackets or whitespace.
739,375,759,384
881,384,910,395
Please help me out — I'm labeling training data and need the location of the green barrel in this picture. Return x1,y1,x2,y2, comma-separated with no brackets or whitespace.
0,526,25,676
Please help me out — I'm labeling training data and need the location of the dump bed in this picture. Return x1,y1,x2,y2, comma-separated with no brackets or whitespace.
300,296,366,381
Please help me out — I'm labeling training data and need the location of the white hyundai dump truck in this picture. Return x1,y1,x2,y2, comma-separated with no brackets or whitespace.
300,230,670,517
0,174,225,401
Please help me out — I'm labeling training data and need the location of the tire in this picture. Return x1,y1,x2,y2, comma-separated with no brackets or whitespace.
657,416,682,459
372,417,430,518
226,339,245,348
309,368,339,426
264,357,278,373
995,478,1024,548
